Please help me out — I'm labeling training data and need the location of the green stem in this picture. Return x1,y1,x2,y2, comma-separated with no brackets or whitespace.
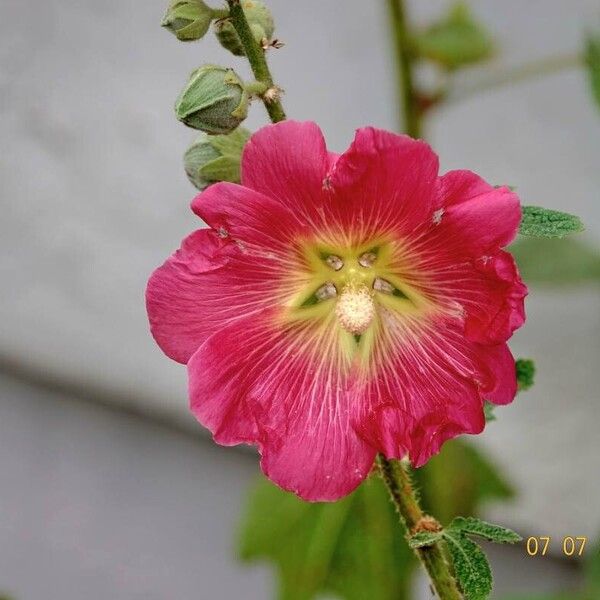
211,8,230,19
225,0,286,123
444,53,582,106
386,0,421,138
377,455,463,600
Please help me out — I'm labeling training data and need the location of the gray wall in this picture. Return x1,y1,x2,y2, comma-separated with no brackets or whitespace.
1,0,599,598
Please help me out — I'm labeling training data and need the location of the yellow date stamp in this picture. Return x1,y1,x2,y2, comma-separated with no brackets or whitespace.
526,536,587,557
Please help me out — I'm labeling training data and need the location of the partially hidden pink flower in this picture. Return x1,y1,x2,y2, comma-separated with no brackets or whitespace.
146,121,527,501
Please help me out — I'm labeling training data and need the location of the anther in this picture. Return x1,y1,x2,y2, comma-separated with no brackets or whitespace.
325,255,344,271
358,251,377,268
373,277,395,294
315,282,337,301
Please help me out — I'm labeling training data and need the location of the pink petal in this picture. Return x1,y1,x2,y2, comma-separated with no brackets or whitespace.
241,120,330,218
327,127,439,238
188,311,377,501
146,229,235,363
478,343,517,406
436,170,521,255
464,252,527,344
355,314,486,467
146,228,286,364
191,182,305,253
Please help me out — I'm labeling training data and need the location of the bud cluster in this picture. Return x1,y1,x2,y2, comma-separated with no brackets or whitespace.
163,0,280,189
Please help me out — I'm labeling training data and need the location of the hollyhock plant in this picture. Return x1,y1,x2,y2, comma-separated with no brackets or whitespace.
146,120,527,502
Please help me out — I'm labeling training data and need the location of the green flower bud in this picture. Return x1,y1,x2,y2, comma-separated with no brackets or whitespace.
175,65,249,134
161,0,216,42
184,127,251,190
214,0,275,56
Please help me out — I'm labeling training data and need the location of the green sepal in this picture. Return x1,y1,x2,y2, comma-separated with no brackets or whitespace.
184,127,251,190
483,401,496,422
448,516,522,544
443,530,492,600
412,1,493,70
516,358,535,391
519,206,584,238
161,0,216,42
214,0,275,56
585,32,600,110
175,65,248,134
408,530,443,549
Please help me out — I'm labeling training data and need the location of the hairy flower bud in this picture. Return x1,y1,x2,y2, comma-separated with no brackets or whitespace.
183,127,251,190
175,65,249,134
161,0,216,42
214,0,275,56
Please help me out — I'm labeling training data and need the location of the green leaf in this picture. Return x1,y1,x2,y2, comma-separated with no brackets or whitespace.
585,32,600,110
415,439,514,525
448,516,522,544
519,206,584,238
511,237,600,286
408,530,443,548
239,440,516,599
443,530,492,600
412,2,493,70
584,533,600,597
516,359,535,391
498,595,574,600
238,475,416,600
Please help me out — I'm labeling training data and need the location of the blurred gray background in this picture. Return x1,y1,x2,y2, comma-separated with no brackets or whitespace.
1,0,599,598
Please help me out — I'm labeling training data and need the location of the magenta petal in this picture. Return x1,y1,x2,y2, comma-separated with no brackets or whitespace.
241,120,330,216
146,229,237,363
191,182,304,251
355,317,486,466
479,343,517,406
188,312,377,501
465,251,528,344
437,170,522,255
327,127,439,236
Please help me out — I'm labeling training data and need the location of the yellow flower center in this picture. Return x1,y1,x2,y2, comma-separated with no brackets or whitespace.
335,284,375,334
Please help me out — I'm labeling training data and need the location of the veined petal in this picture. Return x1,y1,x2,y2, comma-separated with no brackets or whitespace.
478,342,517,406
241,120,330,219
326,127,439,240
355,312,486,467
146,229,236,363
464,251,527,344
435,170,521,255
192,181,305,253
188,309,377,501
146,228,294,364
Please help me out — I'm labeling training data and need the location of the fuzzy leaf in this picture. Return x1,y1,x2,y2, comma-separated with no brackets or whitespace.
585,32,600,110
449,517,522,544
519,206,584,238
239,475,415,600
408,531,443,548
443,530,492,600
511,237,600,286
413,2,493,69
516,359,535,391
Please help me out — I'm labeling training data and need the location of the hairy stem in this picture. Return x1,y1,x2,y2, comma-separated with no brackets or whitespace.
225,0,286,123
386,0,421,138
377,455,463,600
444,53,582,106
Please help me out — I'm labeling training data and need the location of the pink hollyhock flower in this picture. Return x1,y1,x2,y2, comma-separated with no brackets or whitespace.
146,121,527,501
